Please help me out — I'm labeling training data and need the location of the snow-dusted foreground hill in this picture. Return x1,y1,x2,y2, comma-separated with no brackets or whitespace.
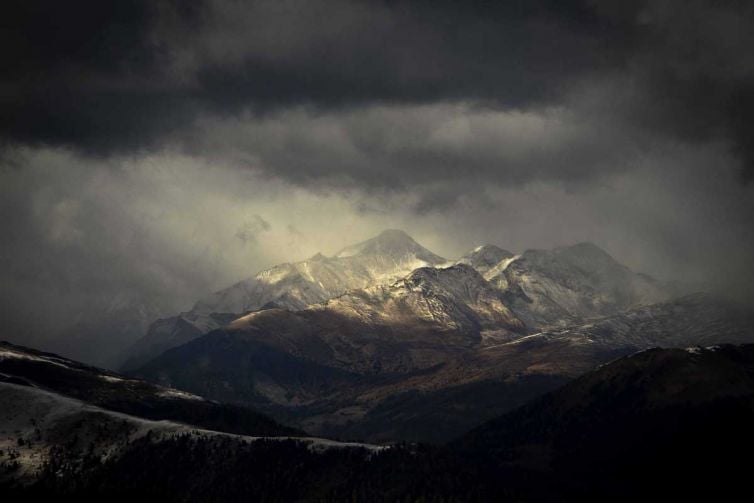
0,380,385,489
0,341,301,437
0,343,385,487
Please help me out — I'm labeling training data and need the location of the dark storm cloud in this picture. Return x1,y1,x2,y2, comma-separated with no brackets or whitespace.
1,1,182,150
604,0,754,179
185,103,639,196
186,0,610,109
4,0,598,154
2,0,753,180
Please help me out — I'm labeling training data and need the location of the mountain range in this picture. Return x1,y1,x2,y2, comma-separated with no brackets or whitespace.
114,230,753,442
125,231,673,370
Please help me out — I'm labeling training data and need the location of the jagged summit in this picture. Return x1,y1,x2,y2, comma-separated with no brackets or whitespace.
335,229,445,264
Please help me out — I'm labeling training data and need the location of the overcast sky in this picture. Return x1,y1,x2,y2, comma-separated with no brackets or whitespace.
2,0,753,359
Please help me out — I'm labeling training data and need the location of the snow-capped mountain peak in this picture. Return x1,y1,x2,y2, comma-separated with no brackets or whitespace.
335,229,444,262
124,230,447,368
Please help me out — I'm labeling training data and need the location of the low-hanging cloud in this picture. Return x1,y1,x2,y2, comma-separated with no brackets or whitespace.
184,100,648,199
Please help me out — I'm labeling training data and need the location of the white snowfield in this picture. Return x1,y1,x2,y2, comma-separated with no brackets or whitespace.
0,381,387,481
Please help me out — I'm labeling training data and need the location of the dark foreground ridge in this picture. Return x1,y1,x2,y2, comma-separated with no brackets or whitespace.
3,343,754,501
0,340,301,437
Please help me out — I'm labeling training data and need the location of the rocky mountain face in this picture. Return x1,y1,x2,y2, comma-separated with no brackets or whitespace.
488,243,669,327
123,230,446,369
307,264,526,350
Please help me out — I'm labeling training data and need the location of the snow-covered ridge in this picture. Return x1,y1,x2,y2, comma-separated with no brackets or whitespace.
1,347,137,384
1,342,206,403
0,381,387,479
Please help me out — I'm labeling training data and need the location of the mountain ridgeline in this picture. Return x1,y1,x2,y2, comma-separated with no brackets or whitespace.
121,230,754,442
